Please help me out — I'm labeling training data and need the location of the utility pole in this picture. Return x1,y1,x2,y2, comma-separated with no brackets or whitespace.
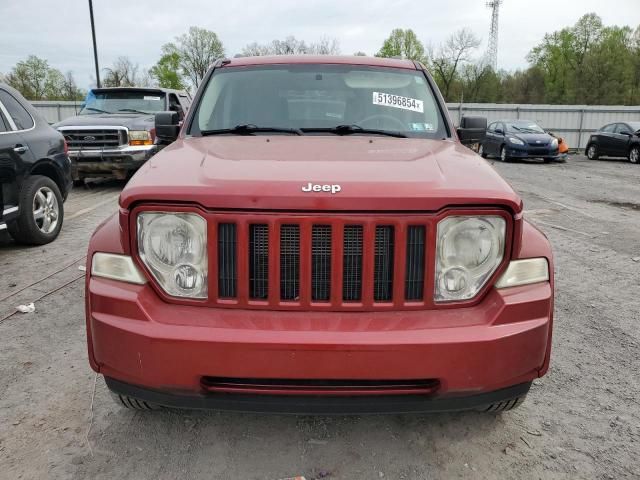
486,0,502,71
89,0,101,88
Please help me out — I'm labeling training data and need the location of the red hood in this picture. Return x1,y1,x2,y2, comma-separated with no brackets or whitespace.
120,136,522,213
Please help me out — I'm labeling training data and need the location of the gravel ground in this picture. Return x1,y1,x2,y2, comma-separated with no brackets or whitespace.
0,156,639,480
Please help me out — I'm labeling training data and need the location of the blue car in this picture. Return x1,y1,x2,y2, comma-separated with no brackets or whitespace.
479,119,563,163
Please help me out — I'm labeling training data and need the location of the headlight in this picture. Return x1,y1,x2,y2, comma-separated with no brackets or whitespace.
129,130,153,146
550,138,558,148
507,137,525,146
435,216,506,301
137,212,208,298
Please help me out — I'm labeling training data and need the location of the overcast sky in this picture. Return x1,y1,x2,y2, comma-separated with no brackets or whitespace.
1,0,639,89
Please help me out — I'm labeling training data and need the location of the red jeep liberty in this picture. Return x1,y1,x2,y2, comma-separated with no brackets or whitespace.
86,56,553,413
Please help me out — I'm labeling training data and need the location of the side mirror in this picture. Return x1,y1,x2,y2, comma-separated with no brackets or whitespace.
457,116,488,144
620,131,632,136
155,111,180,144
494,128,504,135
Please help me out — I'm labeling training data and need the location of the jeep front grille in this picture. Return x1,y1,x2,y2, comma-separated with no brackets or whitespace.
210,214,433,310
59,128,126,149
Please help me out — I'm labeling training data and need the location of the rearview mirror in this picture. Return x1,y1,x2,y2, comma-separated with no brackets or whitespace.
155,111,180,144
457,116,487,144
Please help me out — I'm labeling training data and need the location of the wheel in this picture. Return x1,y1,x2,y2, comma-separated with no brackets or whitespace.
111,392,161,411
479,394,527,413
7,175,64,245
629,145,640,164
586,144,599,160
478,144,487,158
500,145,510,162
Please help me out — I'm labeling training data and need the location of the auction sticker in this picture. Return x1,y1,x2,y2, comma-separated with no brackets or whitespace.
373,92,424,113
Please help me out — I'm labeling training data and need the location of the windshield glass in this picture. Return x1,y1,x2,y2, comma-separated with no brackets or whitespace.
627,122,640,132
80,90,166,115
506,120,545,134
189,64,448,138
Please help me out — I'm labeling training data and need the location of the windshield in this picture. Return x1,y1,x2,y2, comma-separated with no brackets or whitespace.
506,121,545,134
627,122,640,132
189,64,448,138
80,90,166,115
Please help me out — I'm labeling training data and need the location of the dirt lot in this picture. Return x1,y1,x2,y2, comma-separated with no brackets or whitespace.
1,155,639,480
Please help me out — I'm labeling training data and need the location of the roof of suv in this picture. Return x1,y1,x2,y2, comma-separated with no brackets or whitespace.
225,55,419,70
90,87,189,96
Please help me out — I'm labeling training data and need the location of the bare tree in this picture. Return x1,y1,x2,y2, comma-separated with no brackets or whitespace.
103,57,140,87
174,27,225,87
307,37,341,55
430,29,481,100
241,36,340,56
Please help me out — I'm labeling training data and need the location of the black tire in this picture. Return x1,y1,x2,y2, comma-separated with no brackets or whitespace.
629,145,640,164
479,394,527,413
586,143,599,160
7,175,64,245
499,145,510,162
479,143,488,158
111,392,161,411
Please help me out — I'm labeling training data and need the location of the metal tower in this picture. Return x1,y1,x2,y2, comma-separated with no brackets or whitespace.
486,0,502,71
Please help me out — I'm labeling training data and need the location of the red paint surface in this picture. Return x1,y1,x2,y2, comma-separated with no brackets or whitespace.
86,57,554,400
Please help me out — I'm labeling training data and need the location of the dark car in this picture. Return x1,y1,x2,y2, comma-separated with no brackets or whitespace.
585,122,640,164
0,83,72,244
479,119,562,163
54,87,191,184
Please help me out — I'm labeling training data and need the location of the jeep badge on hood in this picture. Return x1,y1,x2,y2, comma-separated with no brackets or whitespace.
302,183,342,194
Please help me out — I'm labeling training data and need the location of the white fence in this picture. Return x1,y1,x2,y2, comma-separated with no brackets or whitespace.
33,101,640,150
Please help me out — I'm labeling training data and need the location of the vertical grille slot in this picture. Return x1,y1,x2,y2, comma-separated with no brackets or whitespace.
249,224,269,299
280,224,300,300
405,226,426,300
373,226,394,301
311,225,332,301
218,223,237,298
342,225,363,301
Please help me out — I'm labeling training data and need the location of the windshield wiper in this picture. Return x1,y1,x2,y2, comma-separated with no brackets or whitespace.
81,107,111,114
117,108,151,115
301,124,407,138
200,124,303,136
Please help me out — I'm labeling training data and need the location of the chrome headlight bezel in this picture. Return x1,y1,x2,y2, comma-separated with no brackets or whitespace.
435,215,506,302
136,211,208,299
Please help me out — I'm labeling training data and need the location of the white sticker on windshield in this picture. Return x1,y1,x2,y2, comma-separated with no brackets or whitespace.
373,92,424,113
143,96,161,101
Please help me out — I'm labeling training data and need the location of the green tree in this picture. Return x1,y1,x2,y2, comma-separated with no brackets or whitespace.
5,55,62,100
150,46,186,90
376,29,425,61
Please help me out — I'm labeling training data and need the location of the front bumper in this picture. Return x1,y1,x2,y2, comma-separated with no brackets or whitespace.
87,274,552,411
69,145,156,179
106,377,532,414
506,145,561,160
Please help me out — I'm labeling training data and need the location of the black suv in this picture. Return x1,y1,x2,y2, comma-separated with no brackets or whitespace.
0,83,72,245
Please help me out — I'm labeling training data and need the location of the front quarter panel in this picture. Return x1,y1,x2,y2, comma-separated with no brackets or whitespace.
515,219,554,376
85,212,126,371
